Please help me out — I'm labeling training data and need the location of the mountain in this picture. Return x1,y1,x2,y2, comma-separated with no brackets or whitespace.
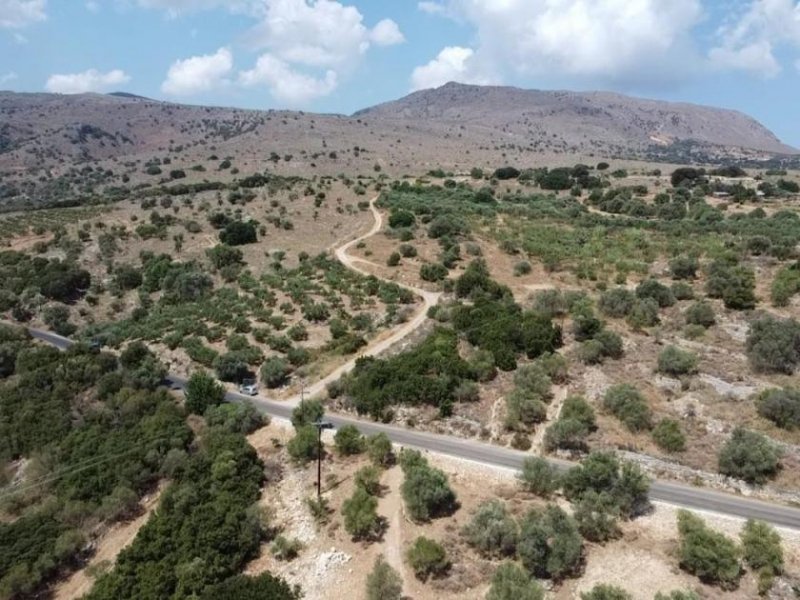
356,82,797,156
0,84,796,194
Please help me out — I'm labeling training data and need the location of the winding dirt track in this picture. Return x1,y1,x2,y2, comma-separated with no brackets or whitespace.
282,198,441,406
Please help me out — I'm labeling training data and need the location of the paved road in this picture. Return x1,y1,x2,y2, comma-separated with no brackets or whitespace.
22,325,800,530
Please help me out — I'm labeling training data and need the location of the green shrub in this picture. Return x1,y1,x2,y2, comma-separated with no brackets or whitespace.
185,370,225,415
291,399,324,428
420,262,448,282
718,428,780,484
741,519,783,575
560,395,596,431
260,356,291,388
580,584,632,600
342,487,380,540
365,556,402,600
199,573,298,600
652,419,686,452
603,384,652,432
574,491,621,543
756,387,800,429
519,457,560,497
505,390,547,430
657,346,698,376
706,262,756,310
626,298,660,329
745,315,800,374
595,330,624,359
562,452,650,519
270,535,303,561
636,279,675,308
334,425,365,455
671,282,695,301
398,243,417,258
598,288,635,318
287,425,319,464
401,460,457,522
406,536,449,581
387,252,401,267
486,562,544,600
213,352,249,382
544,418,590,452
220,221,257,246
354,466,382,496
677,510,741,588
517,505,582,580
654,591,700,600
669,256,699,280
685,302,715,328
366,433,393,467
462,500,518,557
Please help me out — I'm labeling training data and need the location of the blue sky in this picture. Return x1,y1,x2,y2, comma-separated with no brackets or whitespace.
1,0,799,146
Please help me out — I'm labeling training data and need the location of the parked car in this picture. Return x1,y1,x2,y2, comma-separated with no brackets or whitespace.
239,379,258,396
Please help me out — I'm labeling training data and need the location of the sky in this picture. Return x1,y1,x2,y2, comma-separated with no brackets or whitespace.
1,0,799,146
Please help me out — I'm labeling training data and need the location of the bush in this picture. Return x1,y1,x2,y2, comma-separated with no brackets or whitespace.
219,221,257,246
514,261,532,276
671,282,695,301
388,209,415,228
200,574,299,600
291,399,324,428
342,487,380,540
213,352,249,382
270,535,302,561
654,592,699,600
366,433,393,466
685,302,715,328
505,390,547,430
406,536,449,581
595,330,623,359
561,395,596,430
387,252,401,267
420,262,448,282
626,298,660,329
603,384,652,432
598,288,635,318
365,556,402,600
185,370,225,415
401,456,457,522
517,505,582,580
334,425,365,455
354,465,382,496
745,315,800,374
260,356,291,388
574,491,621,542
706,262,756,310
677,510,741,587
669,256,699,280
287,425,319,464
543,418,590,452
718,428,780,484
205,402,265,434
462,500,518,557
652,419,686,452
580,584,632,600
562,452,650,519
519,457,560,497
398,243,417,258
486,562,544,600
756,387,800,429
657,346,698,376
636,279,675,308
741,519,783,575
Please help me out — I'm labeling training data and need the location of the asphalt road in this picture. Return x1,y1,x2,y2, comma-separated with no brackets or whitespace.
26,326,800,530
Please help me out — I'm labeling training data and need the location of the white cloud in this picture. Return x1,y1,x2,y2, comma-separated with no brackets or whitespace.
370,18,404,46
410,46,493,90
0,71,18,85
45,68,130,94
161,47,233,95
418,1,446,15
134,0,263,17
414,0,703,87
238,1,403,104
0,0,46,28
709,0,800,76
239,53,337,104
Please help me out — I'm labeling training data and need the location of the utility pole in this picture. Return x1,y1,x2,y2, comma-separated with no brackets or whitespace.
313,420,334,498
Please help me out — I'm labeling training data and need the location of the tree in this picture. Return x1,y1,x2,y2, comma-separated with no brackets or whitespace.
387,252,401,267
200,574,299,600
334,425,365,455
654,592,699,600
213,352,249,383
745,315,800,374
677,510,741,588
652,419,686,452
206,244,243,269
626,298,660,329
342,486,380,540
685,302,715,328
486,562,545,600
354,465,382,496
406,536,449,581
420,262,448,282
365,556,402,600
401,453,457,521
740,519,783,575
366,433,393,466
287,425,319,464
603,384,652,432
517,505,582,580
636,279,675,308
657,346,698,376
462,500,518,557
220,221,257,246
718,428,780,484
562,452,650,519
561,395,596,430
580,584,632,600
599,288,635,318
291,399,324,428
519,457,560,497
756,387,800,430
544,418,590,452
669,256,699,280
388,209,415,228
185,370,225,415
573,491,620,542
260,356,291,388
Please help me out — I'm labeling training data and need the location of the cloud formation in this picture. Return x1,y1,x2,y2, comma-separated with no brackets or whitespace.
161,47,233,96
0,0,46,28
239,54,337,103
45,68,130,94
411,46,492,91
